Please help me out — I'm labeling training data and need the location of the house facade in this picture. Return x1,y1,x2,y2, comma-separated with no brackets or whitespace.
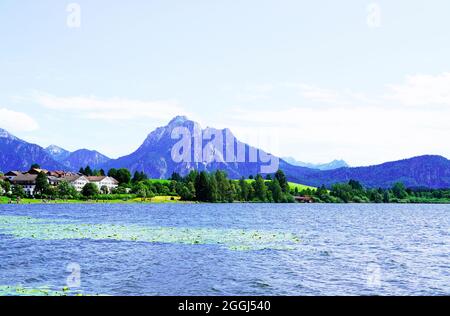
10,174,38,196
4,171,22,181
87,176,119,193
63,175,90,192
4,168,118,196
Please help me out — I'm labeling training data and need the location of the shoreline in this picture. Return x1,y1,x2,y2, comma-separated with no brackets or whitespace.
1,199,450,206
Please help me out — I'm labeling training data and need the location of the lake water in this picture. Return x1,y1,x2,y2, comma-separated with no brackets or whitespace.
0,203,448,296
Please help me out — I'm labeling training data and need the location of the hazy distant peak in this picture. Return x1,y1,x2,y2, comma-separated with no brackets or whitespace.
283,157,349,170
46,145,68,154
45,144,71,162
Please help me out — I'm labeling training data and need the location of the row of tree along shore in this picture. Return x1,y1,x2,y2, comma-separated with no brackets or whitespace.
1,167,450,203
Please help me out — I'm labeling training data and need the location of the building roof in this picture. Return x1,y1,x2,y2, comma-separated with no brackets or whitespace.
10,174,38,184
48,171,66,177
5,171,23,176
47,175,62,182
87,176,107,182
27,168,49,175
87,176,119,184
60,175,86,182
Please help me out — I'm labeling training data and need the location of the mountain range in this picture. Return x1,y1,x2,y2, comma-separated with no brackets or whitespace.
46,147,111,171
282,157,349,170
1,117,450,188
0,128,65,172
102,116,278,179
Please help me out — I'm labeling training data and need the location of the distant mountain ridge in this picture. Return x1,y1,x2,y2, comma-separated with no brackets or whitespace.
283,157,349,170
102,117,450,188
0,130,110,173
45,145,71,162
102,116,277,179
61,149,111,171
0,128,65,173
1,118,450,189
284,155,450,189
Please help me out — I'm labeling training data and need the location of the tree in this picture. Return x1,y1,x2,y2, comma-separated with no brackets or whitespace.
331,183,353,203
115,168,131,184
84,166,93,176
392,182,408,199
368,189,383,203
177,182,195,201
170,172,182,182
274,170,289,193
132,171,148,183
269,179,283,203
208,174,219,202
99,169,106,176
186,170,198,184
316,185,328,196
45,186,58,199
383,191,390,203
349,180,364,192
0,180,11,196
107,168,117,178
57,181,78,199
215,170,232,202
34,172,49,197
12,185,26,198
253,175,267,202
100,185,109,195
31,163,41,169
239,177,250,201
82,183,100,197
79,167,85,175
195,171,210,202
133,182,149,198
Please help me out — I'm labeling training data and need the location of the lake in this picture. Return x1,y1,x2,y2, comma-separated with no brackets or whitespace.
0,203,448,296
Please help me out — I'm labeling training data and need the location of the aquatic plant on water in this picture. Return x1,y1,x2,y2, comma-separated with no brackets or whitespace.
0,285,100,296
0,216,301,251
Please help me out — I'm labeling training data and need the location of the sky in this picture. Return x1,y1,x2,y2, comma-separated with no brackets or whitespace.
1,0,450,166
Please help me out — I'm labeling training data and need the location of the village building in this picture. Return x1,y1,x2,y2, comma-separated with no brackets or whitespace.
41,174,91,193
10,174,38,196
27,168,49,175
87,176,119,193
4,171,23,181
61,175,90,192
3,168,118,196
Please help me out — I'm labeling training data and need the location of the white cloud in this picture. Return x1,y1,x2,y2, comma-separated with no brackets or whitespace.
296,84,342,104
281,83,380,107
32,92,188,121
216,104,450,166
386,73,450,107
215,73,450,165
0,108,39,132
235,83,274,101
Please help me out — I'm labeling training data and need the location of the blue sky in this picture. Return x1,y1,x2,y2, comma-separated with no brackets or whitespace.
1,0,450,166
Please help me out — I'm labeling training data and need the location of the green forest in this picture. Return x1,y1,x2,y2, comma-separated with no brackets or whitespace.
1,167,450,204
